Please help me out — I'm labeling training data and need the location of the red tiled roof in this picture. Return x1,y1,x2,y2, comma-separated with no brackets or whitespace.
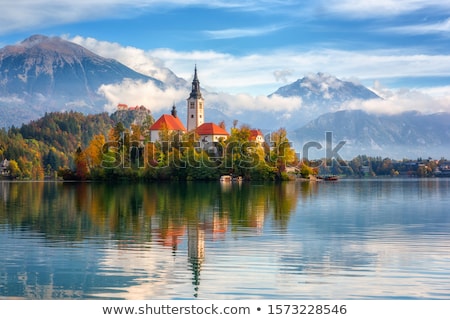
150,114,187,131
195,122,229,136
249,129,264,140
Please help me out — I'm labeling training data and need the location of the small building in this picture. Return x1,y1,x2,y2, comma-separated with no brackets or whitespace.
249,129,265,145
117,103,128,110
149,106,187,142
1,159,10,176
195,122,229,146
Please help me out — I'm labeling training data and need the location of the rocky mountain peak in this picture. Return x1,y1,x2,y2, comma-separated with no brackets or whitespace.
20,34,49,46
8,34,97,60
272,72,380,102
0,35,162,128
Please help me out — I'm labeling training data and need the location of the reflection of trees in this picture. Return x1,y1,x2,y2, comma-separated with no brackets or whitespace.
0,181,311,243
218,182,309,231
271,182,296,228
0,180,312,298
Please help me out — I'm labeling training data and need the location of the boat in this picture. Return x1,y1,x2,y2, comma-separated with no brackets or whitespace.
435,169,450,177
220,175,243,182
220,175,232,182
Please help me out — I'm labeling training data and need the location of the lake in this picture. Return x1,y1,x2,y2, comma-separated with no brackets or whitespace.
1,178,450,300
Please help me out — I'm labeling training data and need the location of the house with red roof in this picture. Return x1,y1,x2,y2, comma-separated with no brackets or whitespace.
149,105,187,142
195,122,229,147
249,129,265,145
117,103,128,110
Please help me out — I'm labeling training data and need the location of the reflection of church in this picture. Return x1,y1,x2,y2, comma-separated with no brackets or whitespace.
188,223,205,298
149,66,229,146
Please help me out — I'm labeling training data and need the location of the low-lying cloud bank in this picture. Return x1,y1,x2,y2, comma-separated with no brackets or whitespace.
69,36,450,120
98,78,303,116
343,81,450,115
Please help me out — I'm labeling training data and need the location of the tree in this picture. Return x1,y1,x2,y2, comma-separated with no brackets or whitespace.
299,162,316,178
142,115,155,135
109,122,126,144
85,134,106,168
45,147,62,171
7,159,21,178
74,146,89,180
269,128,297,177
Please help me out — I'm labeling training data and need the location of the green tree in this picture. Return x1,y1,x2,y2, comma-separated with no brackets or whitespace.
299,162,316,178
268,128,297,179
7,159,21,178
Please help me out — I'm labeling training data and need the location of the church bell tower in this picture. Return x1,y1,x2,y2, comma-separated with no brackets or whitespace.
187,65,204,132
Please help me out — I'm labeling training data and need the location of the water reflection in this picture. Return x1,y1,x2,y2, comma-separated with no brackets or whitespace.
0,180,307,299
0,181,308,242
1,179,450,299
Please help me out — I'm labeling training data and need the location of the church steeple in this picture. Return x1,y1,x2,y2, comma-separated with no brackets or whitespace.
171,103,177,118
189,65,203,99
187,65,204,131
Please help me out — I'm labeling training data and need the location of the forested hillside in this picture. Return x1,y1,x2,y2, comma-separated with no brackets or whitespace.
0,109,152,179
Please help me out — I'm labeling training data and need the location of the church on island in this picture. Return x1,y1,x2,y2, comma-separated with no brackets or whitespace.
117,66,265,153
147,66,253,147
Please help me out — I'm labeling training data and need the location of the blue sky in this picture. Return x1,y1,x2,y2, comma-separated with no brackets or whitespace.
1,0,450,115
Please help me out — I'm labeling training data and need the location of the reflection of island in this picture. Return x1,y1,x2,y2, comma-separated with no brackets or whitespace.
0,181,309,237
0,180,311,249
0,180,311,298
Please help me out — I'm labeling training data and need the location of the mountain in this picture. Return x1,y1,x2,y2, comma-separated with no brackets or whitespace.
221,72,383,131
0,35,163,128
270,72,380,105
191,73,383,133
292,110,450,159
269,74,450,159
267,73,381,128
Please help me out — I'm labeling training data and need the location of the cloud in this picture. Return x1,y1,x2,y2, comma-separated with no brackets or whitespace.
207,92,302,114
98,79,187,113
70,36,450,118
147,47,450,95
71,36,304,115
0,95,25,104
386,18,450,35
273,69,293,83
0,1,121,34
204,24,286,40
147,48,280,94
0,0,294,35
324,0,450,18
341,81,450,115
68,36,183,86
97,77,303,118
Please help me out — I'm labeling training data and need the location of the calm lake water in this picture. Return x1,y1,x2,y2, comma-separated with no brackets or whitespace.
1,178,450,300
